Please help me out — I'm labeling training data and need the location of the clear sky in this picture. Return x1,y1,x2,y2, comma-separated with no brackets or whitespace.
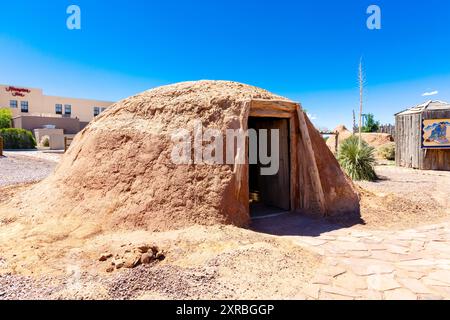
1,0,449,129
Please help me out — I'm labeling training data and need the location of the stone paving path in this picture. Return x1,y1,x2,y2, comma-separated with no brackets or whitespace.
290,222,450,300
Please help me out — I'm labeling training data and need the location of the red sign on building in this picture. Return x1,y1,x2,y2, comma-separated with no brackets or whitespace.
5,86,31,97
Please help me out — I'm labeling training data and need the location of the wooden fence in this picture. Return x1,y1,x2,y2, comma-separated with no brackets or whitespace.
378,124,395,135
353,124,395,136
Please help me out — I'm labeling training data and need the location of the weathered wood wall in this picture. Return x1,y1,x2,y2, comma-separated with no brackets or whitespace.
396,110,450,171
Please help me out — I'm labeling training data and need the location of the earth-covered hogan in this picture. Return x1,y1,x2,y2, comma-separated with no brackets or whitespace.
0,81,359,233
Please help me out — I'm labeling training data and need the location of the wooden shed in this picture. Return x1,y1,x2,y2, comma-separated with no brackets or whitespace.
395,100,450,170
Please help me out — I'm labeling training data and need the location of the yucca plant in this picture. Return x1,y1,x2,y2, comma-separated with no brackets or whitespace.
338,135,377,181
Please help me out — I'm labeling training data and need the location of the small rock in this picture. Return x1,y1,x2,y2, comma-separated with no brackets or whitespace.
114,259,125,269
137,244,151,254
140,253,154,264
106,266,114,273
156,251,165,261
99,253,113,262
124,255,142,269
151,246,160,254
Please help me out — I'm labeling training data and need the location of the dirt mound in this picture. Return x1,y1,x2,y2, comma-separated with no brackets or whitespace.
2,81,285,232
361,133,394,147
326,125,352,153
0,81,358,234
326,125,394,153
334,125,349,133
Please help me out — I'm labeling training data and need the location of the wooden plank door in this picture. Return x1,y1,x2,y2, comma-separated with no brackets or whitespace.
257,118,291,211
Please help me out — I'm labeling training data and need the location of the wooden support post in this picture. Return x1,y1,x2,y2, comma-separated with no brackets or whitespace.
64,137,74,152
296,107,327,216
234,101,251,198
0,136,3,157
335,132,339,154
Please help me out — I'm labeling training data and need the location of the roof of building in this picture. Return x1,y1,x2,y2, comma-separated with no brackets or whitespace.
395,100,450,116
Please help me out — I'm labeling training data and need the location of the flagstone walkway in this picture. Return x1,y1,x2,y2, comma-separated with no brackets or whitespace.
291,222,450,300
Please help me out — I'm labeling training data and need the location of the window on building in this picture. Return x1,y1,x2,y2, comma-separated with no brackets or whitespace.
10,100,18,108
93,107,100,117
21,101,29,113
64,104,72,115
55,104,63,115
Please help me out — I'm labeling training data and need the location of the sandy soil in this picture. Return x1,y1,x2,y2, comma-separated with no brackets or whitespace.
353,165,450,229
0,223,320,300
1,156,449,300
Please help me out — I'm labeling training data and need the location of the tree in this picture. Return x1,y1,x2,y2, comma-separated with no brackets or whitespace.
0,108,12,129
362,113,380,133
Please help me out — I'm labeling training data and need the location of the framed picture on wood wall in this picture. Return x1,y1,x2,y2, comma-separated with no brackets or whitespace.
422,119,450,149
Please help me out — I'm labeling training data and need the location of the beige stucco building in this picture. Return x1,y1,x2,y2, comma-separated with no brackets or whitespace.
0,84,113,133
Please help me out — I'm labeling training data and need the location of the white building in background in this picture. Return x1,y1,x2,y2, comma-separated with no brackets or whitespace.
0,84,114,148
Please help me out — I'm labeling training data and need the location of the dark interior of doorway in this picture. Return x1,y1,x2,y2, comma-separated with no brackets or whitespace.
248,117,291,218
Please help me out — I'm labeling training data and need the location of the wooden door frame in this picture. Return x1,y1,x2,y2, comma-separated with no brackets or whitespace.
247,99,300,213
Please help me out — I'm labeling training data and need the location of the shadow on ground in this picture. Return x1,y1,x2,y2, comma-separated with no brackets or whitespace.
250,211,364,237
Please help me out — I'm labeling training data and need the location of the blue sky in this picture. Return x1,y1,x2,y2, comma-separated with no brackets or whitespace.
0,0,449,129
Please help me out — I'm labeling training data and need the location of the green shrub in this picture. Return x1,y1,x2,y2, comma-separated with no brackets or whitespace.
0,128,36,149
378,142,395,161
338,135,377,181
41,136,50,148
362,113,380,133
0,108,12,129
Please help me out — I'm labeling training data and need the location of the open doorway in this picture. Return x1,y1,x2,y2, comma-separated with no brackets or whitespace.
248,117,291,218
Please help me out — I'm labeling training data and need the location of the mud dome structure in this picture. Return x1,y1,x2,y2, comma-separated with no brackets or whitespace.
6,81,359,231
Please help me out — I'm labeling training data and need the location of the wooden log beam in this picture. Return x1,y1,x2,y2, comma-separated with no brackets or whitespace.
249,108,292,118
234,101,251,198
250,100,297,113
296,106,327,216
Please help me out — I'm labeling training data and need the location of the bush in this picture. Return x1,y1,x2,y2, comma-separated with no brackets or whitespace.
0,108,12,129
362,113,380,133
41,136,50,148
0,128,36,149
338,135,377,181
378,142,395,160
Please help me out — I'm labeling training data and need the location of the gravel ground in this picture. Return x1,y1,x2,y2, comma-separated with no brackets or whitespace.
0,265,217,300
0,273,64,300
3,150,63,163
0,152,59,187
